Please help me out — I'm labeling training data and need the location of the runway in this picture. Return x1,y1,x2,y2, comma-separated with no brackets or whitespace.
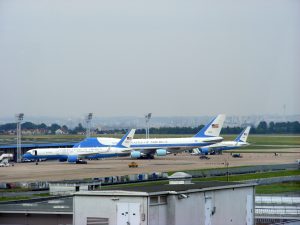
0,149,299,183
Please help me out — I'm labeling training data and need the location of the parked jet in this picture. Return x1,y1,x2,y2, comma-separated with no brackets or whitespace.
22,129,136,163
74,115,226,159
194,126,251,155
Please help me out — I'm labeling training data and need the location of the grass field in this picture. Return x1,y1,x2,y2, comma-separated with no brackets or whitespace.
100,170,300,193
0,193,49,202
256,181,300,194
1,134,300,149
192,170,300,182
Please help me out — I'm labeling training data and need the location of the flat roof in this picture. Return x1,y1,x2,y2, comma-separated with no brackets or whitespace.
76,181,256,196
0,197,73,214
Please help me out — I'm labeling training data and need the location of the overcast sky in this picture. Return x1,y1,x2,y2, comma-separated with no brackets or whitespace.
0,0,299,118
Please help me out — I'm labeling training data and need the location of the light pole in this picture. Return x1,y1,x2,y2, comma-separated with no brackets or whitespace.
145,113,152,139
224,157,229,182
85,113,93,138
15,113,24,163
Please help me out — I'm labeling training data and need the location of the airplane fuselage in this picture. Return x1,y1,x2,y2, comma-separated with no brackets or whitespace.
76,136,223,152
22,147,130,161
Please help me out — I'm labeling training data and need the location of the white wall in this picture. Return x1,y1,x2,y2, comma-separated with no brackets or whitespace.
74,195,148,225
149,186,254,225
73,186,254,225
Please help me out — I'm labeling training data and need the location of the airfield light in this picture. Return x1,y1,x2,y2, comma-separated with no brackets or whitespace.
145,113,152,139
85,113,93,138
15,113,24,163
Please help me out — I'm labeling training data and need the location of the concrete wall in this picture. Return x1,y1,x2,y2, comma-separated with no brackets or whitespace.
150,187,254,225
149,203,168,225
74,195,148,225
74,186,255,225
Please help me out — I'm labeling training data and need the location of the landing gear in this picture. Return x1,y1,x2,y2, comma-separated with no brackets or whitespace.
76,160,87,164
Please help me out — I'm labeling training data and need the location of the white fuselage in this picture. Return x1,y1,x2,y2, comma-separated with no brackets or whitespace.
96,136,223,151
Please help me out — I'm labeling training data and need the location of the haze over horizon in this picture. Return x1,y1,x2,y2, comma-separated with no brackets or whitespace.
1,0,299,118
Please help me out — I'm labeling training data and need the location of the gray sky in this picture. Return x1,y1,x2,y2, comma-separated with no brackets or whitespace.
1,0,299,118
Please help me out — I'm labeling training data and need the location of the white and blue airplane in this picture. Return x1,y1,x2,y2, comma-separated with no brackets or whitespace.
22,129,136,163
73,114,226,159
193,126,251,155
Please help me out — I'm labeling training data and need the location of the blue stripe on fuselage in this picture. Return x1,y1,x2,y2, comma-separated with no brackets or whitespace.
73,137,216,149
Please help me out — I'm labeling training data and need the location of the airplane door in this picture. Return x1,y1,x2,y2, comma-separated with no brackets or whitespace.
117,203,141,225
34,150,37,156
204,194,212,225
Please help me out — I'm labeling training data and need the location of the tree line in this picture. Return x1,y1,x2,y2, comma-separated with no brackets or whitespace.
0,121,300,135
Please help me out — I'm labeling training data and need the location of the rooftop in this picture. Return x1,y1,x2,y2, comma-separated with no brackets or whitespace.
77,181,255,196
0,197,73,214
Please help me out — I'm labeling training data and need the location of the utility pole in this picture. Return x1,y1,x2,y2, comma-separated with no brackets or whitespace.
15,113,24,163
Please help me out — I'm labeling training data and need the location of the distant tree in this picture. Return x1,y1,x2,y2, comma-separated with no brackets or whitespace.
257,121,268,134
49,123,61,134
22,122,37,130
72,123,85,134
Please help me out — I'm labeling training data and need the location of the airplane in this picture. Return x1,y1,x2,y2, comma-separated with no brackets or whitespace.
73,114,226,159
193,126,251,155
22,129,136,164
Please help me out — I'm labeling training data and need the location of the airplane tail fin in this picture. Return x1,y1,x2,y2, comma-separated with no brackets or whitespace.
194,114,226,138
234,126,251,142
116,129,136,148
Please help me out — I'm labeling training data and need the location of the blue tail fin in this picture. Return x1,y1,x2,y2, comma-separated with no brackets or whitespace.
73,137,103,148
194,114,226,138
116,129,136,148
234,126,251,142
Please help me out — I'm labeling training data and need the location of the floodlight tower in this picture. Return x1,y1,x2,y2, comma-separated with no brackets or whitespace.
85,113,93,138
15,113,24,163
145,113,152,139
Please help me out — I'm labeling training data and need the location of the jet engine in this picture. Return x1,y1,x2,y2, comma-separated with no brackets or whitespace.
67,155,78,163
200,147,209,155
156,149,167,156
130,151,142,159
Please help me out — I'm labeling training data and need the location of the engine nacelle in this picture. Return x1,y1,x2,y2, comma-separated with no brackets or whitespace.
131,151,142,159
200,147,209,155
67,155,78,163
156,149,167,156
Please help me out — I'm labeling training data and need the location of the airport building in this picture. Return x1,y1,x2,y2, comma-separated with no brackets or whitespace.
73,180,255,225
0,173,256,225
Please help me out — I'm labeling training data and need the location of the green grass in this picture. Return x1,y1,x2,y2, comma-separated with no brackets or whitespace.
100,180,168,190
256,181,300,194
0,196,32,202
99,170,300,190
1,134,300,145
192,170,300,182
0,193,50,202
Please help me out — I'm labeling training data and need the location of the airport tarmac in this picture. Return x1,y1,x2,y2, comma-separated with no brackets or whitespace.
0,149,299,183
